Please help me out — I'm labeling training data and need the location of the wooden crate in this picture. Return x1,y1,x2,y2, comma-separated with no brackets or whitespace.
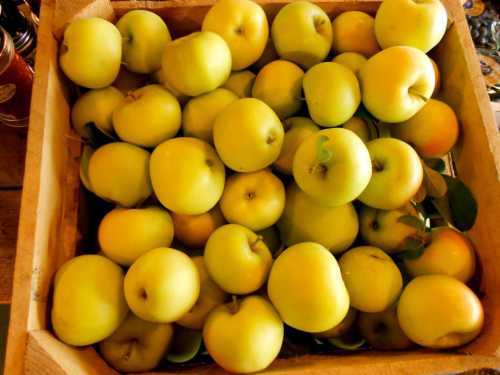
5,0,500,374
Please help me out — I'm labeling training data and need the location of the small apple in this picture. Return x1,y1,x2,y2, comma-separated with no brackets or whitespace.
315,307,358,338
203,296,283,373
272,1,333,69
342,116,372,142
268,242,350,332
59,17,121,88
204,224,273,294
99,313,174,372
116,10,171,73
331,11,380,57
332,52,367,77
112,66,149,94
124,248,200,323
220,169,285,231
213,98,284,172
222,70,256,98
150,137,225,215
253,39,279,70
202,0,268,70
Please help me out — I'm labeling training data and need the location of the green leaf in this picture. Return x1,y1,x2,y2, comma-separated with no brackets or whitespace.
422,161,448,198
315,134,332,164
443,175,478,231
398,237,426,260
166,327,202,364
431,196,454,225
327,337,366,350
425,158,446,173
398,214,425,232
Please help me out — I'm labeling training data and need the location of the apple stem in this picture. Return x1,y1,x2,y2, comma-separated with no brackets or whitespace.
408,88,429,102
229,295,239,314
122,338,137,361
249,235,263,251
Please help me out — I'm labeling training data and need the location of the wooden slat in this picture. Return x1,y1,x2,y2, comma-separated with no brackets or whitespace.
0,126,27,188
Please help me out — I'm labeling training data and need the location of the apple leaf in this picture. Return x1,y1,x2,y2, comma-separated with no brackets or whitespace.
315,135,332,164
327,337,366,351
412,182,427,203
443,175,478,231
425,158,446,173
398,214,425,232
422,160,448,198
398,237,426,260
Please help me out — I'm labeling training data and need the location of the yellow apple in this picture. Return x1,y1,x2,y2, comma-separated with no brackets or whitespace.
88,142,152,207
315,307,357,338
252,60,304,119
222,70,256,98
397,274,484,348
359,138,423,210
293,128,372,206
278,183,358,254
112,66,149,94
113,84,181,147
202,0,268,70
253,39,279,70
303,62,361,126
98,206,174,266
59,17,121,88
203,296,283,373
162,31,232,96
332,52,367,78
116,10,171,74
213,98,284,172
331,11,380,57
71,86,124,138
152,67,190,104
359,46,435,122
99,313,174,372
204,224,273,294
430,58,441,95
339,246,403,312
374,0,448,52
124,248,200,322
150,137,225,215
182,88,238,143
271,1,333,69
52,255,128,346
342,116,371,142
220,169,285,231
268,242,350,332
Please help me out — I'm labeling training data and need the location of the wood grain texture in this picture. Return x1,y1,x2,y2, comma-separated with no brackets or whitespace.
0,126,27,188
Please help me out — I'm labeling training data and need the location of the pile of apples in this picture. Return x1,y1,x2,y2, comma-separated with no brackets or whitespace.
52,0,484,373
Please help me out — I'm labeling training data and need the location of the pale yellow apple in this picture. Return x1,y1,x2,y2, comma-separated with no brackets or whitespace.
112,66,149,94
271,1,333,68
332,52,367,77
99,313,174,372
252,60,304,119
339,246,403,312
182,88,238,143
177,256,227,330
213,98,284,172
60,17,121,88
116,10,171,73
404,227,476,283
204,224,273,294
303,62,361,126
253,39,279,70
332,11,380,57
71,86,124,138
278,183,358,254
274,117,319,175
203,296,283,373
113,84,181,147
52,255,128,346
222,70,256,98
220,170,285,231
124,248,200,322
431,58,441,95
293,128,372,206
268,242,350,332
359,46,435,122
343,116,371,142
359,138,423,210
98,206,174,266
397,274,484,348
152,67,190,104
150,137,225,215
88,142,152,207
202,0,268,70
315,307,357,338
374,0,448,52
162,31,232,96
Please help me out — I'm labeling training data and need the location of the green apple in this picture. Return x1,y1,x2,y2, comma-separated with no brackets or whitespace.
339,246,403,313
203,296,283,373
222,70,256,98
182,88,238,143
332,52,367,77
315,307,357,339
162,31,232,96
271,1,332,68
59,17,121,88
268,242,350,332
303,62,361,126
116,10,171,73
150,137,225,215
220,169,285,231
359,46,435,122
113,84,181,147
358,138,423,210
98,207,174,266
71,86,124,138
99,313,174,372
375,0,448,52
293,128,372,207
278,183,358,254
124,248,200,322
51,255,128,346
204,224,273,294
213,98,284,172
343,116,372,142
88,142,152,207
202,0,268,70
